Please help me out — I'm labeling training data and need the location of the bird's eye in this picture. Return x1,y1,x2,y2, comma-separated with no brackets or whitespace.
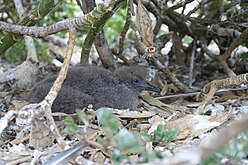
134,79,139,83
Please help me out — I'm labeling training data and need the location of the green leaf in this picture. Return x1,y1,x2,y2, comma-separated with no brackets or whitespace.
65,116,79,134
240,52,248,58
96,135,105,145
5,39,51,63
142,125,180,143
209,1,218,11
155,125,165,141
76,109,90,124
111,149,128,165
97,108,121,134
141,134,153,142
165,128,180,142
202,130,248,165
114,129,144,154
141,151,163,163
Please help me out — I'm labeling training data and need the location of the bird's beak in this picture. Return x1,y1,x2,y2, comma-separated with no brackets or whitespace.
136,80,161,93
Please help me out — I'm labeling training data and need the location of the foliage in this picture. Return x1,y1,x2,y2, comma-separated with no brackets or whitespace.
65,108,167,164
65,110,94,134
75,109,90,125
4,39,51,63
104,8,127,47
97,108,121,134
40,0,79,25
0,0,84,62
111,149,128,165
65,116,79,134
141,150,164,163
113,128,144,154
240,52,248,58
142,124,180,143
0,0,248,164
202,130,248,165
96,108,164,164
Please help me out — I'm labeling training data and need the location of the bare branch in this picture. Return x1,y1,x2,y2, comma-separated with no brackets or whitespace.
0,1,122,38
0,0,60,55
81,0,124,68
197,73,248,114
18,27,77,149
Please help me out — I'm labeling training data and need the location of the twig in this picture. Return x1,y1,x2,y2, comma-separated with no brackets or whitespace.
0,1,121,38
197,73,248,114
153,18,162,36
199,111,248,160
43,27,77,149
112,0,135,66
17,27,77,149
118,0,132,55
156,87,248,100
188,39,196,87
49,49,64,63
5,156,32,165
44,34,67,47
84,137,108,155
201,28,248,77
219,28,248,61
150,57,192,93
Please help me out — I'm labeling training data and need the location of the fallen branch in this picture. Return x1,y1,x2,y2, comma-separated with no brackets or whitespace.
19,27,77,149
197,73,248,114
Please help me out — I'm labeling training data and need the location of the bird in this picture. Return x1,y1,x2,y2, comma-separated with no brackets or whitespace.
27,65,161,113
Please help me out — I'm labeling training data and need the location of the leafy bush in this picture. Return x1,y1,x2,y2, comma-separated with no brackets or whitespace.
65,108,181,164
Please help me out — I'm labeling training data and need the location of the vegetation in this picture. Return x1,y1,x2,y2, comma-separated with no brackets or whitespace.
202,131,248,165
0,0,247,164
65,108,177,164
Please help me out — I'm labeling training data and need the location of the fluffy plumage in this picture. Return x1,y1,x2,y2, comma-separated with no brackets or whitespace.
28,66,160,113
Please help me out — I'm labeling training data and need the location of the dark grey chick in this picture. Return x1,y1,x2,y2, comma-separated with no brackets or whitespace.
27,66,160,113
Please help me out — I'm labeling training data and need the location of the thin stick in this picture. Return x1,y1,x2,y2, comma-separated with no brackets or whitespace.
188,39,196,87
43,27,77,149
156,87,248,100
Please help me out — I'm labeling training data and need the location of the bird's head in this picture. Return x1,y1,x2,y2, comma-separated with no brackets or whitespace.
114,66,161,93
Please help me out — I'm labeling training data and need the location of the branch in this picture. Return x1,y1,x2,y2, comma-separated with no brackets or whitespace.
150,57,193,93
111,0,135,66
197,73,248,114
0,1,124,39
0,0,60,55
118,0,133,55
80,0,125,64
219,28,248,60
17,27,77,149
43,27,77,149
217,28,248,76
79,0,116,68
